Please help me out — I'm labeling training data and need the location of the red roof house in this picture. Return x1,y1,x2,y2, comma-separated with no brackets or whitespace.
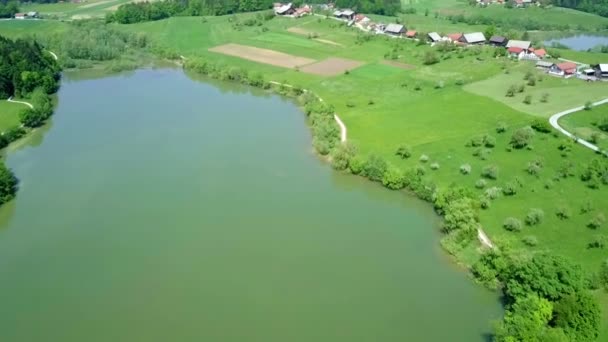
508,47,523,54
534,48,547,58
406,30,417,38
551,62,577,76
447,33,463,42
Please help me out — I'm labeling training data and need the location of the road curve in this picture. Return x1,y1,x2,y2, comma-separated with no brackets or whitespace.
7,97,34,109
47,51,58,61
548,98,608,155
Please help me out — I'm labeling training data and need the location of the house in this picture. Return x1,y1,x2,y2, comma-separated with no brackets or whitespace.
274,3,294,15
549,62,577,77
536,60,553,69
294,5,311,17
593,64,608,78
460,32,486,45
508,47,524,59
489,35,508,47
14,13,26,19
447,33,463,42
27,11,38,18
405,30,417,38
334,9,355,20
354,14,369,23
428,32,442,43
533,48,546,59
506,40,531,52
384,23,405,36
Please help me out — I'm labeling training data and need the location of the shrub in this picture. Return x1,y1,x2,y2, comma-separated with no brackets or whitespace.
540,93,549,103
503,217,522,232
312,138,331,155
331,143,357,171
484,135,496,148
496,122,507,133
395,145,412,159
382,165,406,190
556,205,571,220
527,76,536,86
484,186,502,200
479,196,491,209
588,235,607,249
522,235,538,246
525,208,544,226
430,162,440,170
349,156,365,175
362,155,388,182
423,51,439,65
419,154,429,163
527,159,543,176
531,119,551,133
580,201,594,214
460,164,472,175
510,126,535,148
481,165,499,180
475,179,487,189
517,84,525,93
502,181,518,196
588,213,606,229
544,180,554,189
584,101,593,110
415,165,426,176
505,85,516,97
523,95,532,105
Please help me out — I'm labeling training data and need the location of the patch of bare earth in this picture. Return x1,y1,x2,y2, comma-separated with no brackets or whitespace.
300,58,363,76
382,60,415,70
208,43,315,69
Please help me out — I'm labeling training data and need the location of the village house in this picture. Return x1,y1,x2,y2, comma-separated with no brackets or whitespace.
333,9,355,20
274,3,295,15
508,46,524,59
549,62,578,77
506,40,531,52
14,13,27,19
405,30,417,38
536,60,554,70
384,23,405,36
489,35,508,47
294,5,312,17
533,48,547,59
593,64,608,78
428,32,443,43
460,32,486,45
354,14,370,24
447,33,463,42
27,11,38,18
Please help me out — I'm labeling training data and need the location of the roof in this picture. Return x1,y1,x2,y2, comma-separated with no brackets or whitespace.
534,48,546,57
598,64,608,72
15,13,25,16
354,14,366,21
508,47,523,54
428,32,442,42
447,33,463,41
27,11,37,15
384,23,404,34
333,10,342,16
506,40,531,49
275,3,293,14
536,60,553,67
556,62,577,71
406,30,417,37
341,9,354,15
489,35,507,43
462,32,486,43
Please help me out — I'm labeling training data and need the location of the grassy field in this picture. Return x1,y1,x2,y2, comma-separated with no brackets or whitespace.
559,104,608,151
19,0,143,19
0,101,25,133
1,14,608,338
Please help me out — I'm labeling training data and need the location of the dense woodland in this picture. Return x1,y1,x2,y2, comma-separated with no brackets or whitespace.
550,0,608,18
0,1,18,18
109,0,401,23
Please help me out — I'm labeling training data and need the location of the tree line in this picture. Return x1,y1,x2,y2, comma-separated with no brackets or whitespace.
0,1,19,18
551,0,608,18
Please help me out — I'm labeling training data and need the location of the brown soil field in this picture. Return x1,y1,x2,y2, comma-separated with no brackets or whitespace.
300,58,364,76
382,60,416,70
208,43,315,69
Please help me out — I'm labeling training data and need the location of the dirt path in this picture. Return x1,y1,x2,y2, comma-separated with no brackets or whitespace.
47,51,58,61
8,97,34,109
477,228,494,249
548,98,608,156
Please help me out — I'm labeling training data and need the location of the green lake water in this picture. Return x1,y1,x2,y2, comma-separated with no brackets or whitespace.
0,68,501,341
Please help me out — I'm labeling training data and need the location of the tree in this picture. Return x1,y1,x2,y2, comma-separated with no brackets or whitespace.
423,51,439,65
0,163,17,205
503,217,522,232
552,292,601,341
362,154,387,182
510,126,535,148
382,165,406,190
331,143,357,171
481,165,499,179
484,25,496,41
395,145,412,159
494,295,553,342
525,208,544,225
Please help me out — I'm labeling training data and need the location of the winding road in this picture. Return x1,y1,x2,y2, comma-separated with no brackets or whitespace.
548,98,608,156
47,51,58,61
7,97,34,109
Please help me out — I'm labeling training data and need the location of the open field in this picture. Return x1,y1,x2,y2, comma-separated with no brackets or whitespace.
19,0,146,19
300,57,364,76
0,101,25,133
209,43,315,69
559,104,608,151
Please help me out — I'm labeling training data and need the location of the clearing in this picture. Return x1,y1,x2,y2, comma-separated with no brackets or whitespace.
0,101,25,132
300,57,364,76
208,43,315,69
287,27,344,47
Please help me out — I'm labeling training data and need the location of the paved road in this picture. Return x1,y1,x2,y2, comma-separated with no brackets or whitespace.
548,98,608,156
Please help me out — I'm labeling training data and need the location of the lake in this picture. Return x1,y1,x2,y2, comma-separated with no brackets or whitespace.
0,68,501,341
544,34,608,51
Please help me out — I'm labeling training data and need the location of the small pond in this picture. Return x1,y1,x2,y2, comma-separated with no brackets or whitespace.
544,34,608,51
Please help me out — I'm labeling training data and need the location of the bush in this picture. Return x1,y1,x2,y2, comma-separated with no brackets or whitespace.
502,181,518,196
419,154,429,163
522,235,538,246
331,143,357,171
505,85,516,97
496,122,507,133
527,160,542,176
475,179,487,189
588,213,606,229
481,165,499,180
540,93,549,103
531,119,551,133
584,101,593,110
525,208,544,226
430,162,440,170
484,135,496,148
460,164,472,175
523,95,532,105
362,154,388,182
527,76,536,86
349,156,365,175
479,196,491,209
503,217,522,232
556,205,571,220
382,165,406,190
485,186,502,200
510,126,535,148
423,51,439,65
588,235,607,249
395,145,412,159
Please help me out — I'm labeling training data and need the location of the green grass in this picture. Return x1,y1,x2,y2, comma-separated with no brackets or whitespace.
0,101,25,132
464,63,608,117
0,20,68,38
559,104,608,151
19,0,142,19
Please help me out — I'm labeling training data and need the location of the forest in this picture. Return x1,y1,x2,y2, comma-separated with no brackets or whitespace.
109,0,401,23
551,0,608,17
0,1,19,18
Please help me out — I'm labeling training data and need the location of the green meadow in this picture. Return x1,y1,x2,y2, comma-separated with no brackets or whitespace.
0,101,25,132
560,104,608,151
